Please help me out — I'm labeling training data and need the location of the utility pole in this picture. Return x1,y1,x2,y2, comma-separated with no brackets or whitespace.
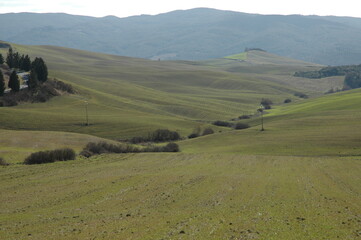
85,101,89,126
259,104,264,131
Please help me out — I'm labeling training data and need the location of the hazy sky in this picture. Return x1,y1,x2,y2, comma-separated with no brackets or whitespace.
0,0,360,18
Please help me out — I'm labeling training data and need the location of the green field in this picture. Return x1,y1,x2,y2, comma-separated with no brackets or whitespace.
0,43,342,139
1,154,360,239
224,52,248,60
0,43,360,239
181,89,361,156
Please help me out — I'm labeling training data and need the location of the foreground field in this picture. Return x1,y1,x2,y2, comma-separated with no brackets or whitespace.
0,129,119,164
0,153,360,240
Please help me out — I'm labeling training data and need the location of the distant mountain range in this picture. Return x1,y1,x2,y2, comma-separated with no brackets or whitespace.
1,8,361,65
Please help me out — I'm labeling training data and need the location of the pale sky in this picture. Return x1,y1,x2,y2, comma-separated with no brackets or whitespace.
0,0,360,18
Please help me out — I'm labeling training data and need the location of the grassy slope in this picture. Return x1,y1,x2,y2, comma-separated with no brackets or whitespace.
180,88,361,156
1,79,359,240
0,43,343,139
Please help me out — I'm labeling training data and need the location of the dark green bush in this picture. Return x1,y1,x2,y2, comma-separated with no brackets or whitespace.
294,92,308,99
261,98,273,109
188,133,199,139
261,98,273,106
284,98,292,103
202,127,214,136
24,148,76,164
213,120,233,127
79,149,92,158
234,122,250,130
163,143,180,152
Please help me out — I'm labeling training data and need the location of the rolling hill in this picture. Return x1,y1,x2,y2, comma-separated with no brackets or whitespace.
0,42,342,139
2,8,361,65
180,88,361,156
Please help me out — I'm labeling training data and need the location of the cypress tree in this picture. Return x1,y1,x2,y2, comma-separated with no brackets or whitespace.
19,54,25,70
0,53,4,65
0,71,5,96
13,52,20,69
31,57,48,82
22,55,31,71
6,47,14,68
8,70,20,92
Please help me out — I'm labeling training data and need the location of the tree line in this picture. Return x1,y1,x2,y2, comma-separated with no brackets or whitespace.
0,47,48,95
294,64,361,89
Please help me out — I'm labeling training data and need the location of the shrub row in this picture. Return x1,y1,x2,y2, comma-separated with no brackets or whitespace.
188,127,214,139
213,120,233,127
143,142,179,153
80,141,141,157
80,141,180,158
24,148,76,165
130,129,180,144
21,140,179,164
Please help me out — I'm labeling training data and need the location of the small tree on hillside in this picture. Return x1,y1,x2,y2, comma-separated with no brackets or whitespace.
0,71,5,96
31,57,48,83
6,47,14,68
21,55,31,71
261,98,273,109
0,53,4,65
8,70,20,92
13,52,20,69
